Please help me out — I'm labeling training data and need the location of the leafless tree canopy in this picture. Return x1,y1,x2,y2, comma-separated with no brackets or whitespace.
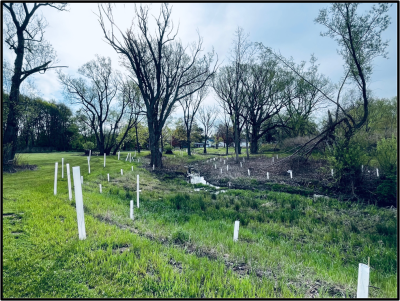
197,103,219,154
97,3,217,167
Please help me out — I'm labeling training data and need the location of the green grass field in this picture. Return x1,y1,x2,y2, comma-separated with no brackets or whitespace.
2,152,397,298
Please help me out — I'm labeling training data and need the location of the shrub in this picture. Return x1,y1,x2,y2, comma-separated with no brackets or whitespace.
376,135,397,175
82,141,95,150
164,146,173,154
376,175,397,206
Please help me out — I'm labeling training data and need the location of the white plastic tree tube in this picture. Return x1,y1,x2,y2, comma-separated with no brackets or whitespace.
121,169,123,175
227,165,229,171
130,200,134,220
137,175,140,208
357,263,370,298
224,160,225,164
220,168,222,174
287,170,293,178
54,162,58,195
99,184,102,193
88,157,90,174
272,157,274,163
62,158,64,178
107,173,109,182
66,163,72,200
267,172,269,179
72,166,86,240
376,168,379,177
233,220,240,241
153,164,155,170
248,169,250,176
104,153,106,167
215,164,216,169
89,149,91,158
118,151,120,160
240,162,242,168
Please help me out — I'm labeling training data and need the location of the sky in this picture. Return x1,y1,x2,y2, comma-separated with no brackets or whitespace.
3,3,398,122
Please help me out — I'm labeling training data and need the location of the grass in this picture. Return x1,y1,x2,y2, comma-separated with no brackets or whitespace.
2,151,398,298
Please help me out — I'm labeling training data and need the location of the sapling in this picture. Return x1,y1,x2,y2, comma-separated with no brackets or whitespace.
233,220,240,241
66,163,72,200
54,162,58,195
72,166,86,240
357,263,370,298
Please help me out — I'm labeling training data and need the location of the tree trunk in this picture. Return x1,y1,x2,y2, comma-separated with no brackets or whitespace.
203,135,207,154
149,126,162,167
245,123,250,160
234,113,239,163
187,132,192,156
225,126,229,155
250,125,259,154
135,124,140,153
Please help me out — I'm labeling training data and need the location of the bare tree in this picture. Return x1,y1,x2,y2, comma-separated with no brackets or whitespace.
2,3,68,163
58,55,138,155
179,86,208,156
213,27,255,163
97,3,217,167
259,3,392,159
197,104,219,154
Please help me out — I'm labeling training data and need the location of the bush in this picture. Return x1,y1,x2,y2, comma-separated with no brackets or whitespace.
376,175,397,206
82,142,95,154
171,228,190,244
164,146,173,154
376,135,397,175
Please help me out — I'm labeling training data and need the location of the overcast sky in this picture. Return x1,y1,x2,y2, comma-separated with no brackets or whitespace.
3,3,398,122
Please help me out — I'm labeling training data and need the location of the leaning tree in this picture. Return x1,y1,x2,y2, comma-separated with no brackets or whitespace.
2,3,68,164
98,3,217,167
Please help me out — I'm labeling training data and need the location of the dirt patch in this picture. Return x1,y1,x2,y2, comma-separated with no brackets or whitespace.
3,163,37,173
168,258,183,273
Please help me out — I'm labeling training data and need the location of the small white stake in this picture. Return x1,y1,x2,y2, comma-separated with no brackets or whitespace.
99,184,102,193
62,158,64,178
132,166,133,171
215,164,216,169
66,163,72,200
121,169,123,175
357,263,370,298
287,170,292,179
267,172,269,179
107,173,109,182
104,153,106,167
153,164,155,170
272,157,274,163
72,166,86,240
224,160,225,164
233,220,240,241
376,168,379,177
277,155,279,159
220,168,222,174
227,165,229,171
81,176,83,184
54,162,58,195
89,149,91,159
240,162,242,168
137,175,140,208
130,200,134,220
87,157,90,174
248,169,250,176
118,151,120,160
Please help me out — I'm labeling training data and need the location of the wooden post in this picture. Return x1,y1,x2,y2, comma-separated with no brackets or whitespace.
233,220,240,241
357,263,370,298
72,166,86,240
54,162,58,195
62,158,64,178
66,163,72,200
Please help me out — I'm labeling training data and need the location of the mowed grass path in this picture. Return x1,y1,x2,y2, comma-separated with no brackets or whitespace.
2,152,397,298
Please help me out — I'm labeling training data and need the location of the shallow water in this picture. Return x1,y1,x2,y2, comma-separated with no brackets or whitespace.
188,173,226,194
